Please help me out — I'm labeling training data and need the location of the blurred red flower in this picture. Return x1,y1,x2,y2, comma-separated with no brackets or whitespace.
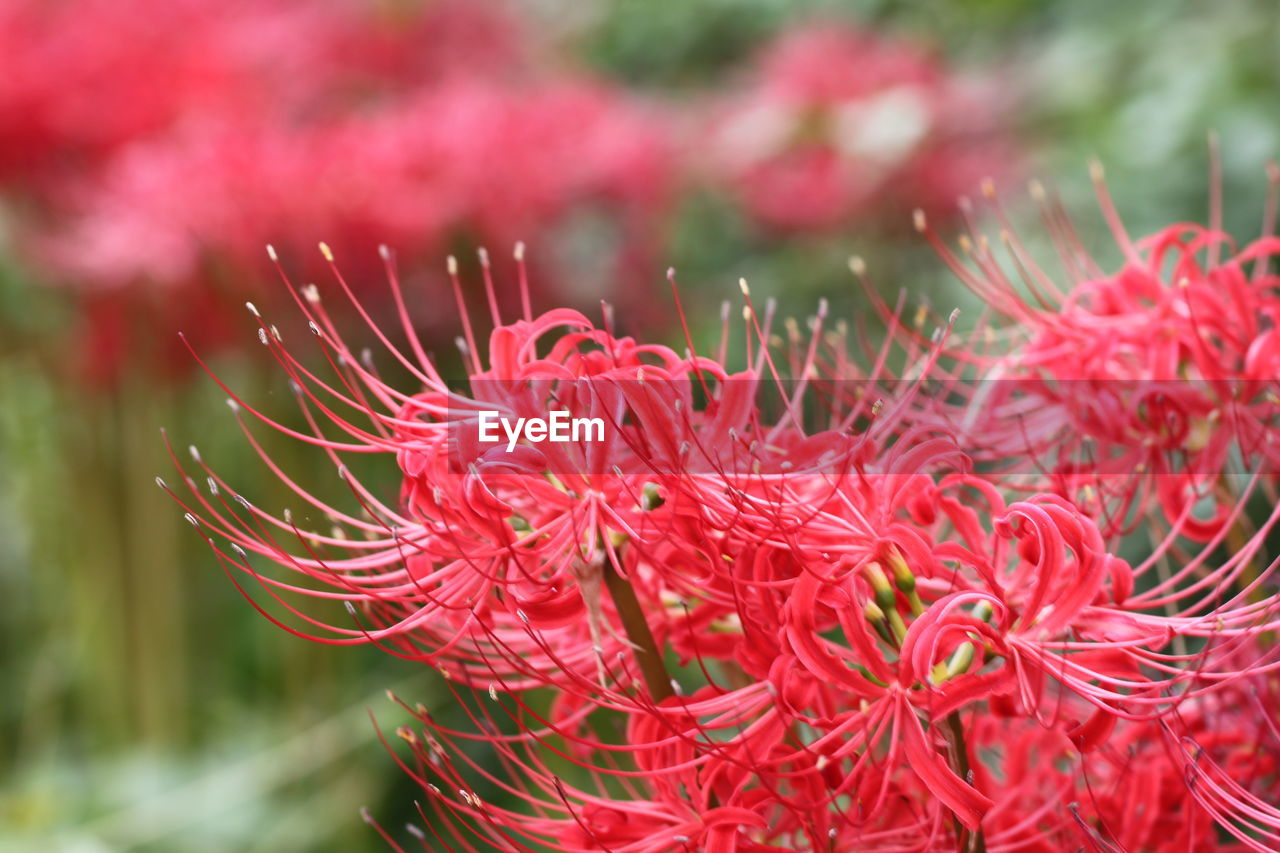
0,0,522,186
0,0,673,384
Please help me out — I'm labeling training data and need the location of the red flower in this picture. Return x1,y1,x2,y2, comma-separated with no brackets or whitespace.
167,246,1280,849
908,168,1280,543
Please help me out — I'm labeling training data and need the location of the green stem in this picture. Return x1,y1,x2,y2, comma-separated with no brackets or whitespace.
603,558,726,811
943,712,986,853
602,561,675,703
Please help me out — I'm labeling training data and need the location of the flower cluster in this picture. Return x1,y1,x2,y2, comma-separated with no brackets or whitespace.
168,177,1280,849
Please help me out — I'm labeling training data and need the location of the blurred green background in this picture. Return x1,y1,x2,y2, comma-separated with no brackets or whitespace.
2,0,1278,850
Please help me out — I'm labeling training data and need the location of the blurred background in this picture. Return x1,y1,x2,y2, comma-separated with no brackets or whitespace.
1,0,1277,849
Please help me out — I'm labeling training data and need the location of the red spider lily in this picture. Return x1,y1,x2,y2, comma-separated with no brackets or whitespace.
166,241,1280,850
905,165,1280,540
700,21,1015,234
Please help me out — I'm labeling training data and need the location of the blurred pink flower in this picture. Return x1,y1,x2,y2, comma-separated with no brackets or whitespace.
40,81,670,290
35,77,671,385
702,21,1016,234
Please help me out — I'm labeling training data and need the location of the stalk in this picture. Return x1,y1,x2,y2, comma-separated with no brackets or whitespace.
943,711,986,853
602,561,675,703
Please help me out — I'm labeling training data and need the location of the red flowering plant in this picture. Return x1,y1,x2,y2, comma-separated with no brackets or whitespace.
163,186,1280,850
